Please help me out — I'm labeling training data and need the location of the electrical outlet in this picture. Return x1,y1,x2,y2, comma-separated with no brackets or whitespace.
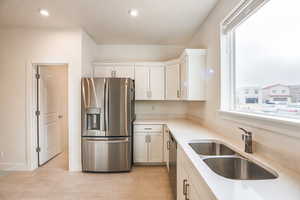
0,152,4,158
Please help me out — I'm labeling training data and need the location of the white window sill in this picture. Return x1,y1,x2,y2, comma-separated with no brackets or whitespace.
218,110,300,139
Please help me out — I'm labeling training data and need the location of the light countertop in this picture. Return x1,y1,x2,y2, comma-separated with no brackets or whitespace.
134,119,300,200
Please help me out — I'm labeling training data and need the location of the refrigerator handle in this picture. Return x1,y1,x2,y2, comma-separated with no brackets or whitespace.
124,80,128,136
104,79,109,132
81,79,87,108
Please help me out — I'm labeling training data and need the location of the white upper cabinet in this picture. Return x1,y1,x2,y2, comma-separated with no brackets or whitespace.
165,61,180,100
149,66,165,100
135,64,165,100
135,66,149,100
114,65,135,79
93,65,114,78
92,49,206,101
180,49,207,101
93,63,134,79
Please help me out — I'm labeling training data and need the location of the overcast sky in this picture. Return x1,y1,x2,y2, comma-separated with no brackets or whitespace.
235,0,300,88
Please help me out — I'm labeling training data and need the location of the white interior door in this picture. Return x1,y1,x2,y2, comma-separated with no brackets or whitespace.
38,65,66,165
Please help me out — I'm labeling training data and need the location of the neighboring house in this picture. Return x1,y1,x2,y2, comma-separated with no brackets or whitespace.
237,87,262,104
289,85,300,103
262,84,291,104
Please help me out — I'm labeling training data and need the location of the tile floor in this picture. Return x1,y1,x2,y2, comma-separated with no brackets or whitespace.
0,153,173,200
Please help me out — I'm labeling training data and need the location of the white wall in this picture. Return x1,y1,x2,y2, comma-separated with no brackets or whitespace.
0,28,83,171
94,44,184,62
136,101,188,119
82,31,97,77
187,0,300,173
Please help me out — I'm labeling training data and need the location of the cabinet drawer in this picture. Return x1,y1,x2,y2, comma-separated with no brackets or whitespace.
134,124,163,132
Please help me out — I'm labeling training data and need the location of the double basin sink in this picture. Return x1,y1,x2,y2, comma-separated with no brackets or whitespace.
189,140,278,180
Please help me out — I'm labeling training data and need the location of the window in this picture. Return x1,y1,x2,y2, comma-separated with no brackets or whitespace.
221,0,300,119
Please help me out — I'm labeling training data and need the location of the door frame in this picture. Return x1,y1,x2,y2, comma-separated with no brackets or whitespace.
26,61,69,170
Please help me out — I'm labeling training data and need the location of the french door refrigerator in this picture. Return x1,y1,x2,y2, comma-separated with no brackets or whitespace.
81,78,135,172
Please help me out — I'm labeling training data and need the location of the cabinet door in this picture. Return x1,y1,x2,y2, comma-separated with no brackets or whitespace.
133,132,148,163
149,66,165,100
166,64,180,100
164,127,170,170
177,161,189,200
189,184,201,200
94,66,114,77
135,66,149,100
115,65,135,79
180,57,188,100
148,133,163,162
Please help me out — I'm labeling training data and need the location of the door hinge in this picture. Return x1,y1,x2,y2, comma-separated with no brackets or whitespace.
36,147,41,153
35,73,40,79
35,110,40,116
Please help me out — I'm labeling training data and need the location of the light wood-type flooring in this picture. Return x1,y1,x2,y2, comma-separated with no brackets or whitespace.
0,153,173,200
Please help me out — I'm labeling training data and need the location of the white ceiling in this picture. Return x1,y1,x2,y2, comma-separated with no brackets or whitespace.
0,0,218,45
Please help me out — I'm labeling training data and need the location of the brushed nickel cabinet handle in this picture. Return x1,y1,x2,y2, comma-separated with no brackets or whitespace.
183,179,187,196
185,183,190,200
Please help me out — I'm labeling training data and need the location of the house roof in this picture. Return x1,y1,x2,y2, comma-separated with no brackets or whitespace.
262,84,288,89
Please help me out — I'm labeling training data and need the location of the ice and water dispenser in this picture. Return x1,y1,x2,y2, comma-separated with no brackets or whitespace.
85,108,101,134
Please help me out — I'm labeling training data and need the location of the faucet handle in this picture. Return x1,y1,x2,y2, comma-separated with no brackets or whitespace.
239,128,252,141
238,127,252,135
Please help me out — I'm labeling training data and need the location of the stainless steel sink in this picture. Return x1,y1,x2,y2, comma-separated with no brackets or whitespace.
189,141,236,156
203,157,278,180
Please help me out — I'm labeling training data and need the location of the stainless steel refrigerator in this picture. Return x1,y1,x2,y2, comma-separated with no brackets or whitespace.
81,78,135,172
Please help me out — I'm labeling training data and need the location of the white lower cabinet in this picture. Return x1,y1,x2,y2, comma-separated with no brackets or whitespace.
164,126,170,170
177,146,216,200
177,160,189,200
148,132,164,162
133,132,148,163
134,124,164,163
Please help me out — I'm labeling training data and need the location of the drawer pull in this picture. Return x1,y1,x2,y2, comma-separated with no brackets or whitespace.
144,128,152,130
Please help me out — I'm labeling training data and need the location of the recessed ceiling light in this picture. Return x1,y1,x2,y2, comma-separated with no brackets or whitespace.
39,9,50,17
128,9,139,17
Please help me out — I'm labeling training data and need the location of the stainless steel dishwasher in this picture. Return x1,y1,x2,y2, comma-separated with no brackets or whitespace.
169,132,177,200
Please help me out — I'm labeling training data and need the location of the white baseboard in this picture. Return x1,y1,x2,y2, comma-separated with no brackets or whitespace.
0,162,28,171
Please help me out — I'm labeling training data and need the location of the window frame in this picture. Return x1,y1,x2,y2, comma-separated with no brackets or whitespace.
219,0,300,138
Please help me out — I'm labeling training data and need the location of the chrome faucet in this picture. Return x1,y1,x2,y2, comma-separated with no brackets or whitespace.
239,127,253,153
